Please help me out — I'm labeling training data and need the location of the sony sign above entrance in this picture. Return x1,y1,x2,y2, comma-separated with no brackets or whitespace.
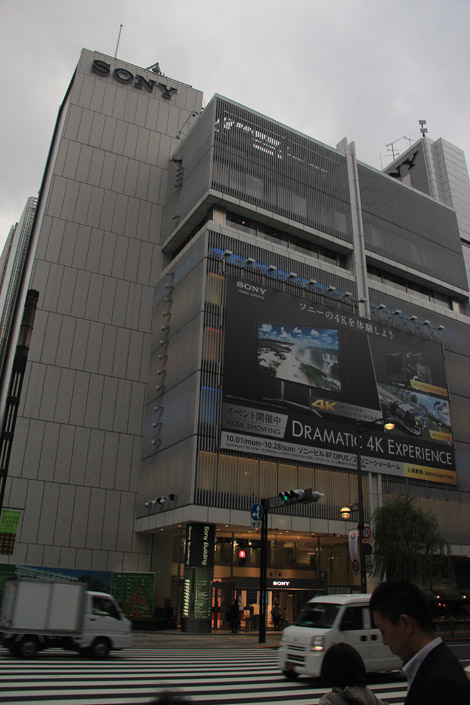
91,59,177,99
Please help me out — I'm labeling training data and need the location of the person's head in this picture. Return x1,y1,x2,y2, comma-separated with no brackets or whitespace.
320,643,367,689
370,580,435,661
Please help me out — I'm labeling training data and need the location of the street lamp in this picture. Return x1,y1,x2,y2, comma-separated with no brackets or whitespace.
344,416,395,593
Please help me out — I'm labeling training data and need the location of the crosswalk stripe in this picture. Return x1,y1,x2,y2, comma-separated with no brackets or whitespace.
0,647,407,705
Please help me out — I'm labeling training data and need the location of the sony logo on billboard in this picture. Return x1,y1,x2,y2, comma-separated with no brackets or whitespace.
91,60,177,99
272,580,290,586
236,281,266,296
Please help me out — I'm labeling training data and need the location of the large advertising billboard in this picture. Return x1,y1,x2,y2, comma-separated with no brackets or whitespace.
221,276,456,485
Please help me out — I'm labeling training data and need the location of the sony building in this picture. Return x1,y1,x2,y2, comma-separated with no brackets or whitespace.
1,49,469,630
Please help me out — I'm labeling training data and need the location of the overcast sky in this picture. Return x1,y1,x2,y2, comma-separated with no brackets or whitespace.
1,0,469,250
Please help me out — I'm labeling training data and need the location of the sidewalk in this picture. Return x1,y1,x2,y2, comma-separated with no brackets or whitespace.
131,628,282,649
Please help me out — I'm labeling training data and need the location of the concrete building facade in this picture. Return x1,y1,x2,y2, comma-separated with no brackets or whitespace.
1,49,469,627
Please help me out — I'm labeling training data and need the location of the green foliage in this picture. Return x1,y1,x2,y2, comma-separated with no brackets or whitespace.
372,494,448,586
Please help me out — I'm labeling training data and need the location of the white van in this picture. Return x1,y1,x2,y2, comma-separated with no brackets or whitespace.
278,593,402,679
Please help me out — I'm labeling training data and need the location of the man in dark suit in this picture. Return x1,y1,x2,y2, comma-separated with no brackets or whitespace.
370,580,470,705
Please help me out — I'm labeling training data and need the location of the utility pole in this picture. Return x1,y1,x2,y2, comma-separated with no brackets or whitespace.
258,489,324,643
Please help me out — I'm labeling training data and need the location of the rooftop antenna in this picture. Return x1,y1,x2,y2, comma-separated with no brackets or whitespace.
114,24,123,59
385,136,413,161
419,119,428,138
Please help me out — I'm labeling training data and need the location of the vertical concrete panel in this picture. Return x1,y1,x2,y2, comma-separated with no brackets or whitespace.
85,488,106,548
43,546,61,567
41,314,62,365
114,380,132,433
100,435,119,490
70,487,91,548
86,229,104,273
75,144,93,182
38,423,60,481
126,331,144,381
57,268,78,316
124,159,139,197
113,328,131,379
72,225,92,270
101,491,121,549
22,363,46,418
63,104,83,141
70,271,91,319
100,152,117,190
85,321,104,373
85,376,104,428
124,197,139,238
99,376,118,430
100,190,117,231
115,434,133,491
111,234,129,279
44,218,65,264
76,107,94,144
99,233,115,276
62,141,82,179
39,367,61,420
59,222,79,267
88,149,105,186
124,240,140,283
47,176,68,218
54,424,76,483
98,325,117,375
111,194,129,235
116,492,136,551
69,370,90,426
74,183,92,224
69,319,90,369
110,279,129,327
60,179,80,221
135,126,150,162
128,382,146,435
37,483,60,545
53,484,76,546
99,278,118,325
69,427,90,486
55,316,76,365
21,480,45,542
43,265,64,314
101,82,117,116
85,430,105,487
124,123,139,159
54,369,76,426
84,274,104,321
59,547,77,568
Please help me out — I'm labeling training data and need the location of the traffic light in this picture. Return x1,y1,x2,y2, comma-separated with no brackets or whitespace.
238,549,246,566
279,488,306,502
278,488,324,506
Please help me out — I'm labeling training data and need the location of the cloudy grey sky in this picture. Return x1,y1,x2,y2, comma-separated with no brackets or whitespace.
1,0,469,250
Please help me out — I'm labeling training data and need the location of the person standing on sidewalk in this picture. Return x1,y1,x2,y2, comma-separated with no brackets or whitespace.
228,598,240,634
370,580,470,705
271,600,281,631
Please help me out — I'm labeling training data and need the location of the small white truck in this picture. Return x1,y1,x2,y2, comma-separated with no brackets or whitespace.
0,577,132,658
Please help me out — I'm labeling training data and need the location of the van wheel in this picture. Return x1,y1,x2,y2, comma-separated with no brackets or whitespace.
19,636,38,658
282,670,299,680
91,638,110,659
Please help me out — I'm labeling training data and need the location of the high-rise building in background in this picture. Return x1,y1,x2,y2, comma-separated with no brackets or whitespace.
0,49,469,630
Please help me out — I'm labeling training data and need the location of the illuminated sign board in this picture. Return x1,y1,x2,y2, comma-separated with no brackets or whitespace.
221,276,456,485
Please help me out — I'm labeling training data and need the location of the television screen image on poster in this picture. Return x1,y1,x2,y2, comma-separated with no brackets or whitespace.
256,322,342,393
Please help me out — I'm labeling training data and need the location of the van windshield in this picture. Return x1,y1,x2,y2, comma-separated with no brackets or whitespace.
295,603,340,628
